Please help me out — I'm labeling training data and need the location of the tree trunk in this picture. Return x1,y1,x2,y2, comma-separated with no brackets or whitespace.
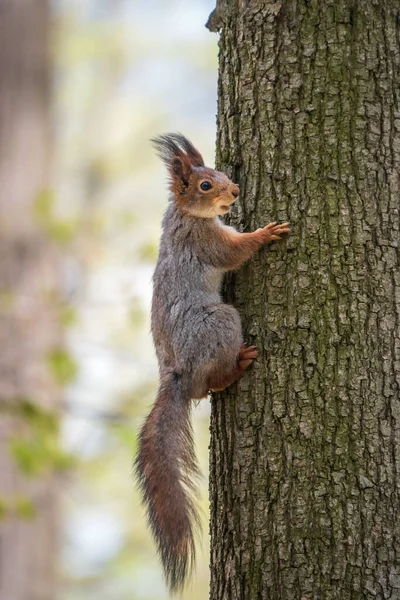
0,2,60,599
209,1,400,599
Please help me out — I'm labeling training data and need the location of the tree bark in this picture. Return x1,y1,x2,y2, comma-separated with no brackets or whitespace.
0,2,60,599
209,1,400,599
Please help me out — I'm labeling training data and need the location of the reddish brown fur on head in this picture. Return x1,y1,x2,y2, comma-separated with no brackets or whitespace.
152,133,240,218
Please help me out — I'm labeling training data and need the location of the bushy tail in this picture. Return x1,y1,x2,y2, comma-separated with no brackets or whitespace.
135,371,200,593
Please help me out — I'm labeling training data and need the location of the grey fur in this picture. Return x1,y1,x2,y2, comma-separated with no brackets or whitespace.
135,134,288,594
152,203,243,396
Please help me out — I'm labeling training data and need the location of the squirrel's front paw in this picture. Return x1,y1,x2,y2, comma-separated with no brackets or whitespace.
257,221,291,244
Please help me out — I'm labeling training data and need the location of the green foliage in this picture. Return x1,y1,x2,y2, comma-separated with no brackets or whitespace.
0,290,15,312
33,189,78,244
128,300,146,329
9,437,74,476
115,209,137,229
47,348,78,384
10,439,43,475
137,240,159,263
0,495,36,521
7,398,76,477
34,188,54,221
14,496,36,520
0,497,6,521
17,398,58,432
59,304,78,327
48,220,78,244
109,423,136,452
58,21,128,65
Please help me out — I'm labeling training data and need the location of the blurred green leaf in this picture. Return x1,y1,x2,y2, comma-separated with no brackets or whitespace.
33,189,78,244
48,220,78,244
0,497,7,521
9,439,42,475
116,209,137,229
128,300,145,328
17,398,58,433
47,348,78,384
14,496,36,520
10,435,75,477
58,22,128,65
52,448,77,471
137,241,158,262
33,188,54,223
110,423,135,451
0,290,15,312
5,398,75,477
59,304,78,327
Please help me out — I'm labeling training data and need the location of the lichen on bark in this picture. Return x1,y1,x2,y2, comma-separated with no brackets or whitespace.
209,1,400,599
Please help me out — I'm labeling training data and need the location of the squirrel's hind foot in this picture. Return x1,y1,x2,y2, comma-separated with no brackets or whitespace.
209,343,257,392
238,343,258,370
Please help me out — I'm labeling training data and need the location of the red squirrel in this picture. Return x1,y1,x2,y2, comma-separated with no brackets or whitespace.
135,134,290,593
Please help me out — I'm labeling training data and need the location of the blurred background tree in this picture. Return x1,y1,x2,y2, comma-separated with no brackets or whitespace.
0,2,62,599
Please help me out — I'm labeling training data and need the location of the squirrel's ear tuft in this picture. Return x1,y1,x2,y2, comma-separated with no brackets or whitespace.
151,133,204,168
168,133,205,167
152,133,205,195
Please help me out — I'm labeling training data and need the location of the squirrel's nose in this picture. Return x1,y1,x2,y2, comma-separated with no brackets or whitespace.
231,184,240,199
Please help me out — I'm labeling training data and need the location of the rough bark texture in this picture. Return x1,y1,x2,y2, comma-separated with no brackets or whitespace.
209,1,400,599
0,2,60,599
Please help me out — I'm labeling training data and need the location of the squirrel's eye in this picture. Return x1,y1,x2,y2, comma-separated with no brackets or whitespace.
200,181,212,191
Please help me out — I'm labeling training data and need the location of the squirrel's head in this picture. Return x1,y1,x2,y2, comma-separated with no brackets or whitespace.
152,133,240,218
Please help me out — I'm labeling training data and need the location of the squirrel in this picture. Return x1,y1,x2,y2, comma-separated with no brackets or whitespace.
135,133,290,594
